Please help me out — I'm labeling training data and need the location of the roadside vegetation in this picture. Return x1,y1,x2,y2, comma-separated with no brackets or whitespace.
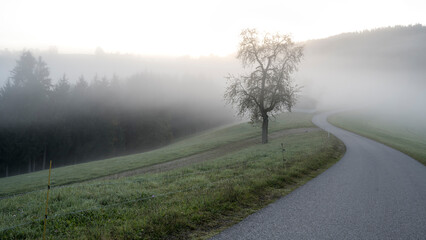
0,113,345,239
0,130,344,239
328,110,426,165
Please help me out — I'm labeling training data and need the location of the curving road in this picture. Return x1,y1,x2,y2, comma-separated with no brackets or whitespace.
211,111,426,239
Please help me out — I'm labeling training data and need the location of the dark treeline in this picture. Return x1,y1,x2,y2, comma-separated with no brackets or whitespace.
0,51,233,177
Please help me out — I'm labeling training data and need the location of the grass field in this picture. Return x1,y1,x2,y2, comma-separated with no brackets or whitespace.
0,130,344,239
0,112,314,197
328,110,426,165
0,112,346,239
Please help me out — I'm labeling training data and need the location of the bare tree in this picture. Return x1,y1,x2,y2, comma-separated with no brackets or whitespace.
225,29,303,144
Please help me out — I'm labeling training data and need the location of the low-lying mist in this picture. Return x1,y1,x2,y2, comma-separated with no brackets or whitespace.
1,25,425,177
0,52,238,177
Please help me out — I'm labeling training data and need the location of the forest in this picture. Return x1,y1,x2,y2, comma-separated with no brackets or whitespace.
0,51,233,177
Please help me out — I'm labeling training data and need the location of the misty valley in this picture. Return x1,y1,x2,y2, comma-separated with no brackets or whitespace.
1,24,425,239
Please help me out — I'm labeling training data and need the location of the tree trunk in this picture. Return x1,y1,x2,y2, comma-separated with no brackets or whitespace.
5,165,8,177
28,158,31,173
262,115,269,144
42,145,47,170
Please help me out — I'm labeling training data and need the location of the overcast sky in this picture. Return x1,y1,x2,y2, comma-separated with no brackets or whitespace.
1,0,425,57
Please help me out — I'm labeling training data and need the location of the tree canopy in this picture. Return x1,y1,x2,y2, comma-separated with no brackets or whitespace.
225,29,303,143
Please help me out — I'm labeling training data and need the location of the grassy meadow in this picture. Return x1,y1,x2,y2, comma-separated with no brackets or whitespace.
328,110,426,165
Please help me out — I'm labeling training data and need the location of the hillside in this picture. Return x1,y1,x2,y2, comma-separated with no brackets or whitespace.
297,25,426,113
305,24,426,70
0,112,314,196
0,112,345,239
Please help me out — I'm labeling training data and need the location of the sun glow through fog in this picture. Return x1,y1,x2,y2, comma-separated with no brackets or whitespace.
1,0,425,57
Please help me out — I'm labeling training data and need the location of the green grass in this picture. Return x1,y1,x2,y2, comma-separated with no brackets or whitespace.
0,112,314,197
328,110,426,165
0,129,344,239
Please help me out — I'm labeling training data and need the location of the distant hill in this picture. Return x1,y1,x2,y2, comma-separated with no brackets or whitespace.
296,24,426,110
302,24,426,72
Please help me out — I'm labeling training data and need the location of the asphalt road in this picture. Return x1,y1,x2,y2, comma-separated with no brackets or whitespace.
211,111,426,239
